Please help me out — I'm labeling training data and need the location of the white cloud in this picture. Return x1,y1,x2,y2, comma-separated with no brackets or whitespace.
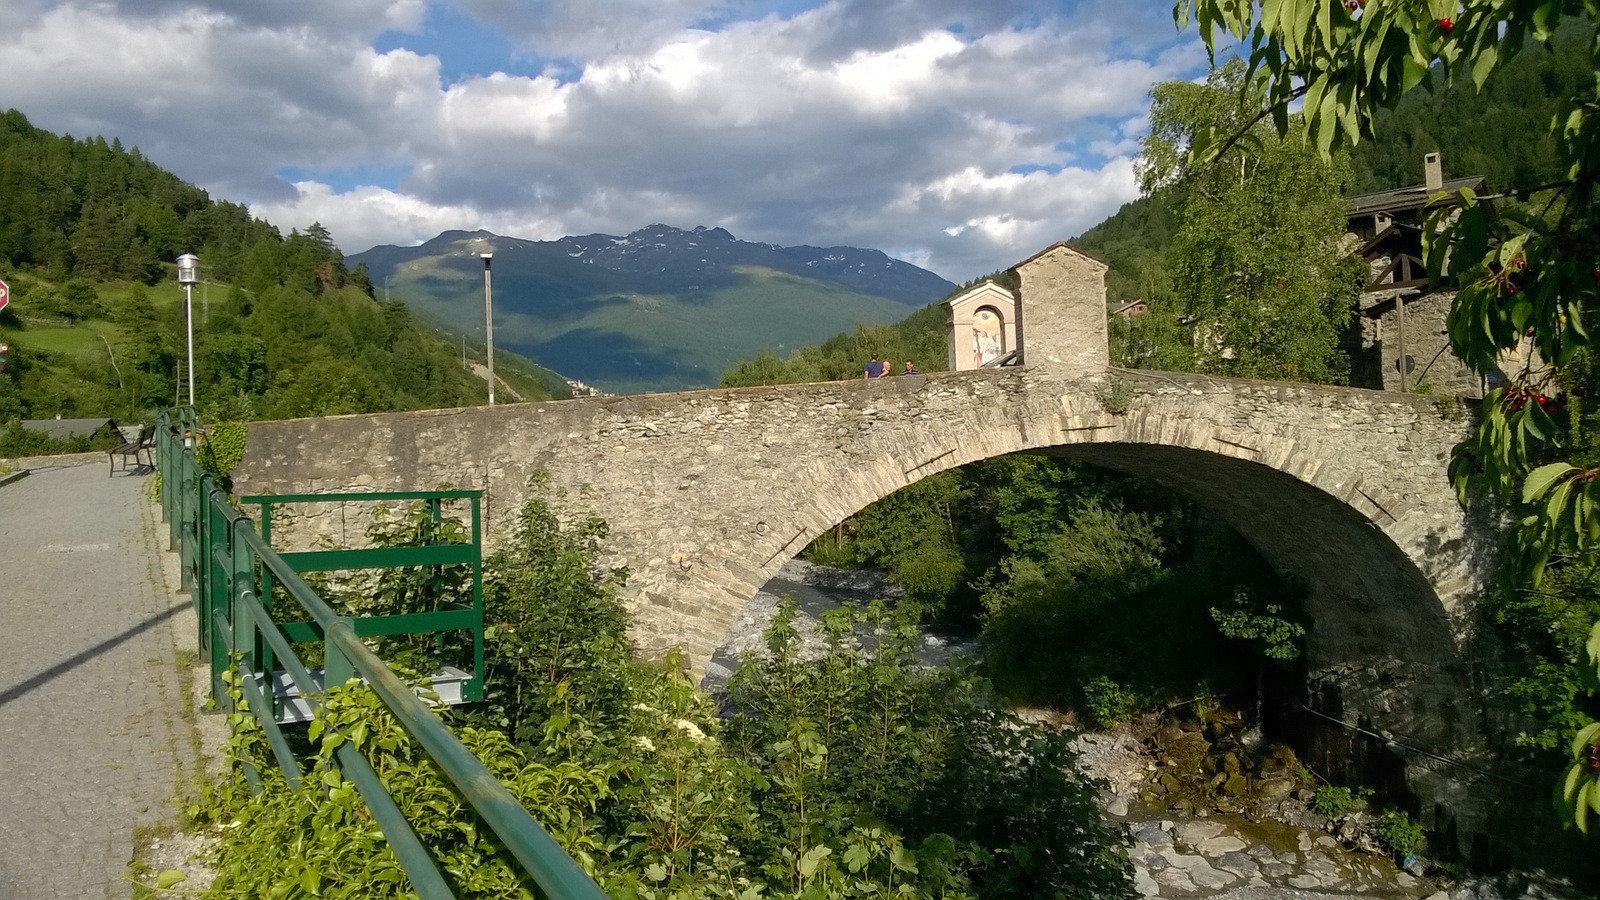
460,0,729,60
0,1,1207,280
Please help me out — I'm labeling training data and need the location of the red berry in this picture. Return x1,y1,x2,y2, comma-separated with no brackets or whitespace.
1440,17,1454,32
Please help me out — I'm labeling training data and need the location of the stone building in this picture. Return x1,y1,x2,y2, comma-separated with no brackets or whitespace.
1344,152,1485,396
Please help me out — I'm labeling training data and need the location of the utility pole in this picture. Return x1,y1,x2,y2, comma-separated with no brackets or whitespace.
177,253,199,407
481,253,495,406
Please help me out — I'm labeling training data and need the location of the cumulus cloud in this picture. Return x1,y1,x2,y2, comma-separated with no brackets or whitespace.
0,1,1207,279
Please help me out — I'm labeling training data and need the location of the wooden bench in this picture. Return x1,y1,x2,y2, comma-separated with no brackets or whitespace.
109,423,155,475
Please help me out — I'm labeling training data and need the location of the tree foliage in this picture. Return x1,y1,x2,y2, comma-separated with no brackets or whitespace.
1175,0,1600,832
1137,61,1363,383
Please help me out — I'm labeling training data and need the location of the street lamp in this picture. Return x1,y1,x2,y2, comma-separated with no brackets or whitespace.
481,252,495,406
176,253,199,407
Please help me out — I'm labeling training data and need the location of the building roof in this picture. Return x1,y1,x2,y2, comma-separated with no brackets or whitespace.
19,417,118,440
1008,241,1109,272
1346,176,1485,217
944,279,1016,309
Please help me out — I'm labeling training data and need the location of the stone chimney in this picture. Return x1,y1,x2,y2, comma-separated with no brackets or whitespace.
1424,151,1443,192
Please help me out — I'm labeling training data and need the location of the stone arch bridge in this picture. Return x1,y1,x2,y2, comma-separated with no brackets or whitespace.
233,245,1511,851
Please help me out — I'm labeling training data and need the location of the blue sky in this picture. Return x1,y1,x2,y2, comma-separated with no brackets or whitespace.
0,0,1208,280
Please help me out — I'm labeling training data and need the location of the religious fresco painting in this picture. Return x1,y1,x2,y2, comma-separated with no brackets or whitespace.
972,306,1005,366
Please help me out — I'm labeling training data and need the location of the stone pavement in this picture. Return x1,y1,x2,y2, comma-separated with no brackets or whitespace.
0,456,204,899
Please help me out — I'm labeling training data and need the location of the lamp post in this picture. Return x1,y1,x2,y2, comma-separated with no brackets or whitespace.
481,252,495,406
176,253,199,407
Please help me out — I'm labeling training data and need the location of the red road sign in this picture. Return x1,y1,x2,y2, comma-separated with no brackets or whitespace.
0,278,8,313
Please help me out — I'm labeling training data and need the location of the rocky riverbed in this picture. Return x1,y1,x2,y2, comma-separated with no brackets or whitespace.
711,560,1589,900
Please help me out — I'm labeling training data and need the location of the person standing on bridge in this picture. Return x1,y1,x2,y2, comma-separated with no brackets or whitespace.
863,354,888,379
898,360,919,376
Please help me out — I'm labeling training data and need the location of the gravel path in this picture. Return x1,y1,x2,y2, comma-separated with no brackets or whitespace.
0,458,204,898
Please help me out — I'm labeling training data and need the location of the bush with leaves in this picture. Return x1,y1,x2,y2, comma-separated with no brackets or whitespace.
201,477,1144,898
1374,808,1426,859
477,473,633,746
727,599,1136,900
984,517,1307,724
194,674,612,898
193,421,246,490
1313,785,1365,819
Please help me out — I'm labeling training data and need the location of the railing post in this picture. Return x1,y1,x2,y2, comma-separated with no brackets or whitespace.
324,618,354,693
469,495,485,701
228,528,254,715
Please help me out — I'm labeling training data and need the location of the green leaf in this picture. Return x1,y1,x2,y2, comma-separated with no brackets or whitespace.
1562,758,1585,802
1544,479,1574,546
155,870,188,890
798,845,832,878
1572,721,1600,760
1585,619,1600,683
1470,41,1498,87
1401,55,1428,93
1523,401,1558,443
644,862,668,882
842,842,872,873
890,845,919,873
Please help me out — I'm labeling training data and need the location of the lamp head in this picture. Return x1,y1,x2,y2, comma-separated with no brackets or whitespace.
176,253,200,285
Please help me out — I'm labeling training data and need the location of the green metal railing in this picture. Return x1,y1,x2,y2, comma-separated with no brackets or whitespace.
155,407,608,900
243,489,487,712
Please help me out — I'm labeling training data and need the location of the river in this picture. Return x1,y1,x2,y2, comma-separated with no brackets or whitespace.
706,560,1586,900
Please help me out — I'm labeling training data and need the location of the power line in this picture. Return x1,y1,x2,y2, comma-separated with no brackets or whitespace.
1294,702,1541,790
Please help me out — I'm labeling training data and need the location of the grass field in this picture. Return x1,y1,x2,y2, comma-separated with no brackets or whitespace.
1,320,126,359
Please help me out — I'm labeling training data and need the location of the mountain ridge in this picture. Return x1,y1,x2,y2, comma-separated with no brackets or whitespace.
349,223,957,394
356,223,953,306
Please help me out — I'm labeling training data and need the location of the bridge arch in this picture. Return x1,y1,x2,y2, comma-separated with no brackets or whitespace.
230,240,1510,856
235,366,1481,733
706,370,1476,754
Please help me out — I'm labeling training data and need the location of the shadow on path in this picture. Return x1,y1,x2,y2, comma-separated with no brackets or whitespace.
0,601,189,708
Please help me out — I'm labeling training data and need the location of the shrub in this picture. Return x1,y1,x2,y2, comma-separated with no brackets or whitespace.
1313,785,1364,818
1373,808,1425,858
1082,676,1135,729
1094,377,1134,414
729,599,1137,899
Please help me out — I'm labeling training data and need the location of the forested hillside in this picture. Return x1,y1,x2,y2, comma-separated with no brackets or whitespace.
0,109,275,283
1347,18,1597,193
0,110,563,450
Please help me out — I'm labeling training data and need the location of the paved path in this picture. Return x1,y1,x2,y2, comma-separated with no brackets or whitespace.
0,457,202,899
